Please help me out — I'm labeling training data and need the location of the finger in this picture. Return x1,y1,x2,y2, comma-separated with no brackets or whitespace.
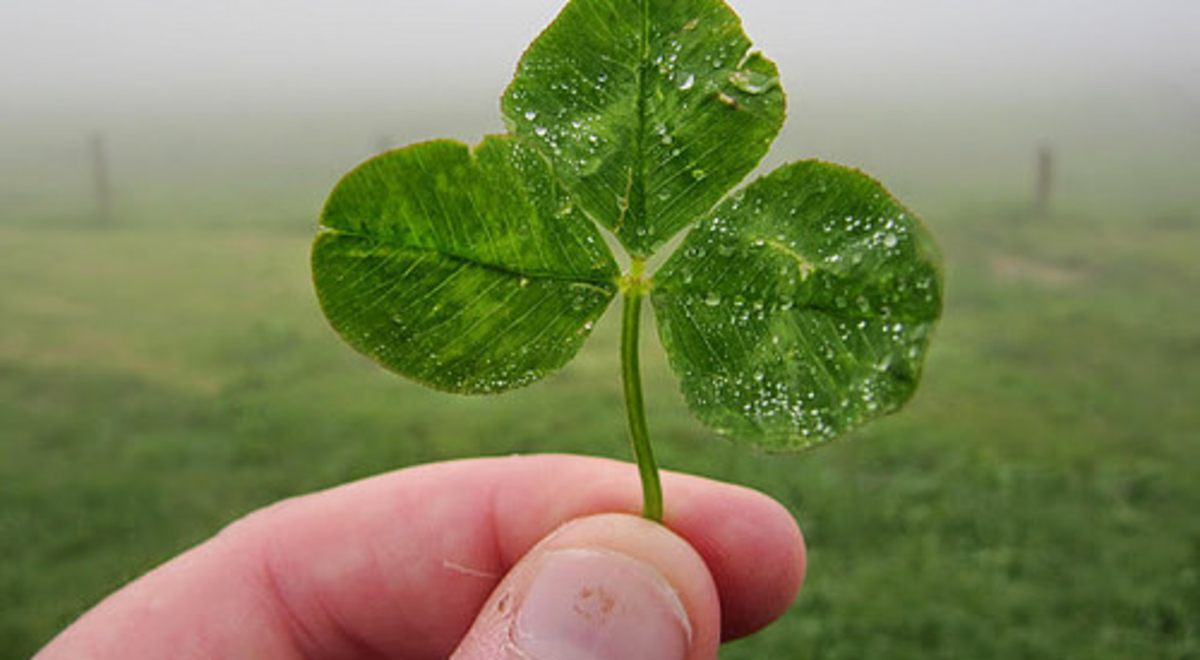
36,454,804,660
480,455,805,639
452,513,720,660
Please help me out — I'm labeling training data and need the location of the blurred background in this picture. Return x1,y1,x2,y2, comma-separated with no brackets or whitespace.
2,0,1197,657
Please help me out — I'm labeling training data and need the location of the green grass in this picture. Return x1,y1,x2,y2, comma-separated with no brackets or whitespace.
2,200,1198,658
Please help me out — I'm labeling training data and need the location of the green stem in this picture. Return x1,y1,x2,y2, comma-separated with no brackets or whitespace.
621,259,663,522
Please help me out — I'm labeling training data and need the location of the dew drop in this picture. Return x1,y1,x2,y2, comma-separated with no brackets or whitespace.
679,73,695,91
704,292,722,307
524,110,537,121
729,70,774,95
535,126,548,137
883,233,899,248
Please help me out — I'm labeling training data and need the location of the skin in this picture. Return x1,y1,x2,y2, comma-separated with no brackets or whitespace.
35,454,806,660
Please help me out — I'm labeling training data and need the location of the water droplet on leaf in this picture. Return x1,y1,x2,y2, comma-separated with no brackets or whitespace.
729,70,774,95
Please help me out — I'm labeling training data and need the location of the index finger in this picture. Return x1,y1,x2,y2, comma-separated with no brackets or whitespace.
37,454,805,660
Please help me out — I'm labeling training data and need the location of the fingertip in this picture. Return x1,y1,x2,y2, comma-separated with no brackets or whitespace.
453,513,722,660
484,455,808,641
663,477,806,640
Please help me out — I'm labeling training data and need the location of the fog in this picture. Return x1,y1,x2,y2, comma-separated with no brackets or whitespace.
4,0,1195,105
5,0,1197,113
2,0,1198,222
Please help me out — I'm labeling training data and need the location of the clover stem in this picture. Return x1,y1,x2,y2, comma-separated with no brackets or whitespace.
620,258,663,522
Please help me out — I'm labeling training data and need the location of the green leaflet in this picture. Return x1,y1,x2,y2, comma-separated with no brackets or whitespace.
311,0,943,459
653,161,943,449
502,0,784,257
313,136,618,394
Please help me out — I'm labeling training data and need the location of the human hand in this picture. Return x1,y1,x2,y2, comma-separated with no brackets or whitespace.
35,455,805,660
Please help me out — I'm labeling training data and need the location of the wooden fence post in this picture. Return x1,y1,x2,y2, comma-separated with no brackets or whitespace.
1035,144,1053,217
91,133,113,226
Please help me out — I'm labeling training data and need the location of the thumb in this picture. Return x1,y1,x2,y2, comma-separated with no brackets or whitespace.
452,513,722,660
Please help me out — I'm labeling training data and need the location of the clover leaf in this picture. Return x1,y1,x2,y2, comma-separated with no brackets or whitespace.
314,136,619,394
653,161,942,450
312,0,944,520
501,0,784,257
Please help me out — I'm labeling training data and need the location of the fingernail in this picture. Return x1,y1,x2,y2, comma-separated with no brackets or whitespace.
510,549,692,660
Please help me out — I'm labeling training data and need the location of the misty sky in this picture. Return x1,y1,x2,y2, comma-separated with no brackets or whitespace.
3,0,1198,121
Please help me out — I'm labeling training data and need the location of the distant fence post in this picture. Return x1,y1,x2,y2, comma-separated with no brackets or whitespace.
1035,144,1053,218
91,133,113,226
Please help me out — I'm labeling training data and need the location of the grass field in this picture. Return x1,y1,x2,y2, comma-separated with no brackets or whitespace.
2,151,1199,656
